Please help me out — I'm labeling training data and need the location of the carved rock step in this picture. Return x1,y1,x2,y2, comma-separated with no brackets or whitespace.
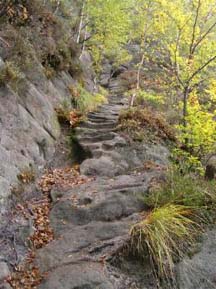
77,132,117,143
76,130,115,139
84,116,118,124
75,127,115,134
79,121,117,129
87,114,118,122
88,111,119,117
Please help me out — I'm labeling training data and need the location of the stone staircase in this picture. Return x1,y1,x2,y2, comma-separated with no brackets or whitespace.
33,79,169,289
75,92,129,159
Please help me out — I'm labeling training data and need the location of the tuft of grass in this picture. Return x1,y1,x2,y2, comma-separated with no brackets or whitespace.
144,168,216,209
55,99,72,124
17,167,35,184
130,204,199,281
128,167,216,286
0,61,24,88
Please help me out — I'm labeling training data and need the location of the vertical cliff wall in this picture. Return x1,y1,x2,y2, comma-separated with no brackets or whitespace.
0,0,95,217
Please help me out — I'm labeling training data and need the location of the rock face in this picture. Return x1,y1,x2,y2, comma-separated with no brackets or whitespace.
177,230,216,289
0,58,95,217
205,156,216,180
0,2,97,218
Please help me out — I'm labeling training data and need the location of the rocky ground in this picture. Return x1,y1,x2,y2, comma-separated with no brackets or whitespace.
33,78,169,289
1,72,216,289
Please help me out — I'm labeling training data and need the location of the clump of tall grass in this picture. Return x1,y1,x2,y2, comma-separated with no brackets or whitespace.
128,168,216,286
130,204,199,283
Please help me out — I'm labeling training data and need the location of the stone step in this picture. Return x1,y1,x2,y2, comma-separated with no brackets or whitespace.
102,136,127,149
79,121,117,130
80,142,102,151
87,114,118,121
75,127,115,134
88,110,120,116
91,149,104,158
85,117,118,124
77,132,117,143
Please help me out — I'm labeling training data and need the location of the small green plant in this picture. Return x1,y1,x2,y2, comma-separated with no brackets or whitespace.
136,89,165,107
130,204,199,282
55,99,72,124
0,61,24,88
17,167,35,184
172,148,205,176
144,167,216,209
68,83,107,113
176,97,216,159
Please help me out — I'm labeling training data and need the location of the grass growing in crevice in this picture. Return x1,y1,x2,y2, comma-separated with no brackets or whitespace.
0,61,24,89
68,83,108,113
128,168,216,287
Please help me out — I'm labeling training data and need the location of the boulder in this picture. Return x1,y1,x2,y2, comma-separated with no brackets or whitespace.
80,156,117,177
177,229,216,289
205,156,216,180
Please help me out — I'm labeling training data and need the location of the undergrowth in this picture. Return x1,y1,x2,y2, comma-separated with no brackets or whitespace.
129,167,216,287
130,204,199,282
69,83,107,112
118,107,176,143
144,169,216,209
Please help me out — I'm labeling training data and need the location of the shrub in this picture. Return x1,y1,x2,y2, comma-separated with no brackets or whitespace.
131,89,165,108
130,204,199,282
118,107,176,143
176,98,216,158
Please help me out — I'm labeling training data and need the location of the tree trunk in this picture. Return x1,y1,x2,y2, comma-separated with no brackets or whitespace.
183,87,189,128
77,0,86,44
129,52,145,107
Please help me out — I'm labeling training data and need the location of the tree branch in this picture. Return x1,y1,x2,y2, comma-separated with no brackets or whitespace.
189,0,201,55
188,55,216,83
192,20,216,54
174,29,184,88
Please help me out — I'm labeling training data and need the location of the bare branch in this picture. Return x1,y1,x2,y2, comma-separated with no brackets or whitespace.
189,0,201,55
192,20,216,54
188,55,216,83
174,30,184,88
0,36,10,47
77,0,86,44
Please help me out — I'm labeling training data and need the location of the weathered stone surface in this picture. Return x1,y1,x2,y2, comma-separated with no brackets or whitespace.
31,76,171,289
205,156,216,180
35,220,130,272
0,48,96,218
80,156,118,177
0,262,10,281
38,263,114,289
177,229,216,289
